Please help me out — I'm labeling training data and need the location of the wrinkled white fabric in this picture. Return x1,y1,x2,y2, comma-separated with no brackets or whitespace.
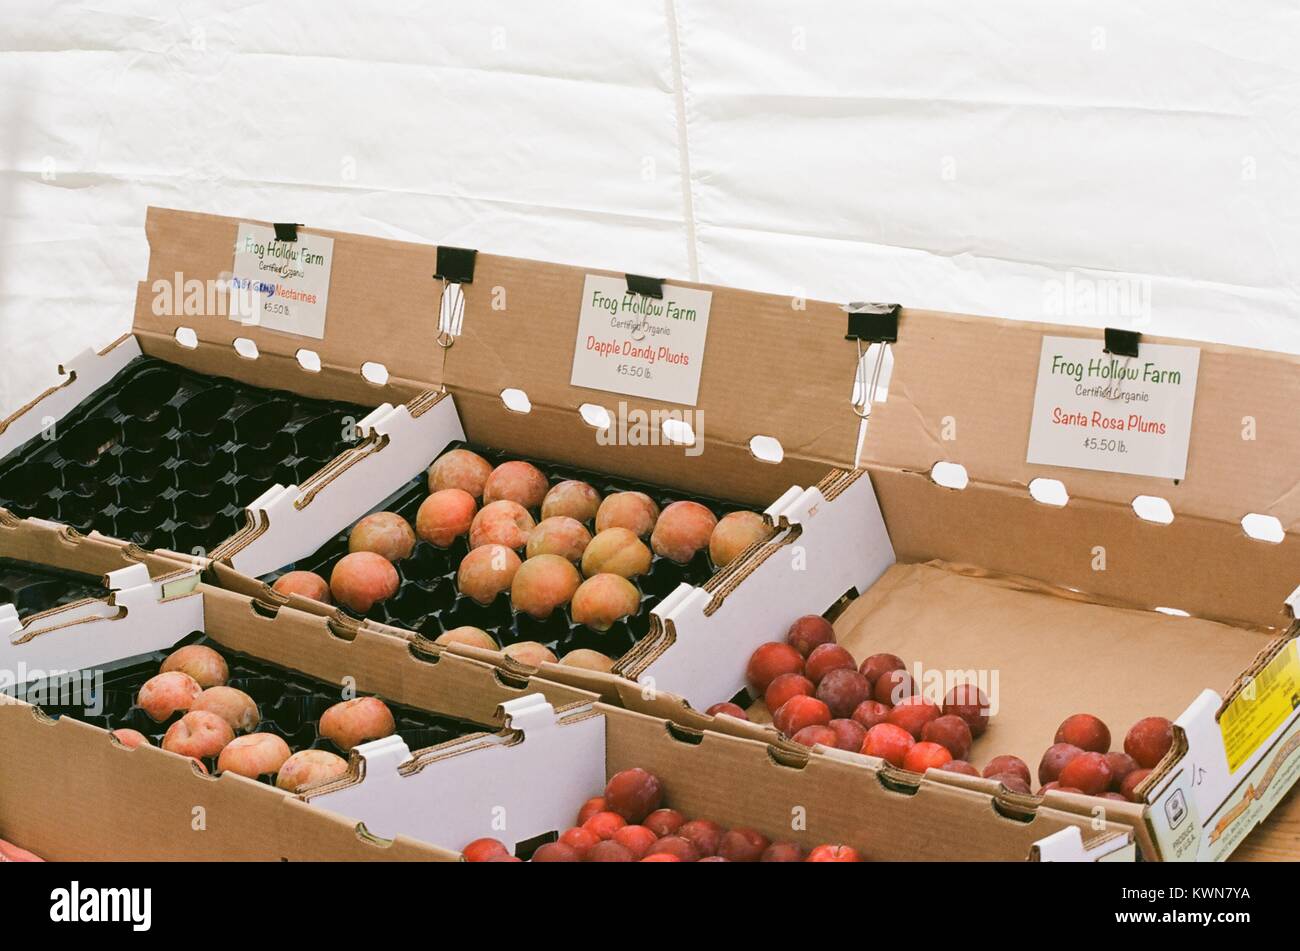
2,0,1297,413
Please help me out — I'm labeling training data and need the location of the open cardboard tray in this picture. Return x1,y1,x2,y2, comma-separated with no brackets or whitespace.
13,208,1296,860
0,514,1133,861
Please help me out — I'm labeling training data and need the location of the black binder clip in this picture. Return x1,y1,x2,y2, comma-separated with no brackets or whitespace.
844,302,900,343
625,274,664,299
273,222,299,243
435,246,477,285
1104,328,1140,358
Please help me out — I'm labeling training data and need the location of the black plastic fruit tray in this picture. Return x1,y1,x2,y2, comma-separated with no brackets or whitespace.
261,442,748,663
34,634,485,783
0,557,108,615
0,557,483,783
0,355,366,556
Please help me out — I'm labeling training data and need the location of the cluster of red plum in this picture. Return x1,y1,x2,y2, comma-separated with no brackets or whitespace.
463,767,860,862
709,616,1174,803
273,448,771,672
115,645,397,792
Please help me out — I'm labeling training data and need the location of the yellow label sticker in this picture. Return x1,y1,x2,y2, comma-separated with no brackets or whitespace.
1220,640,1300,772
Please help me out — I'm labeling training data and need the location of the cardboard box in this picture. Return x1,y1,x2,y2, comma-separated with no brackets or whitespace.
0,515,1132,861
8,208,1292,861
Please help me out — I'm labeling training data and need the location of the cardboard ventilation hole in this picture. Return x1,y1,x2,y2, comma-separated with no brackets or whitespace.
259,441,751,664
0,356,366,556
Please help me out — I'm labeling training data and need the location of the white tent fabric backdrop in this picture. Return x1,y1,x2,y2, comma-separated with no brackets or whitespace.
2,0,1298,413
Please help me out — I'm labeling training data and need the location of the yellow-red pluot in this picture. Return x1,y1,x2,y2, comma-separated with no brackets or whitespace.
541,480,601,523
276,749,349,792
651,501,717,563
456,544,521,604
581,528,652,579
483,460,549,510
160,645,228,689
217,732,292,778
708,510,769,568
469,500,535,550
559,649,615,672
526,516,592,563
329,551,400,614
348,511,416,562
428,448,493,499
434,626,499,650
595,491,659,538
191,686,260,732
571,573,641,631
138,671,203,722
162,710,235,760
111,728,151,749
416,488,477,547
502,641,558,666
511,554,582,619
271,570,331,604
320,697,397,751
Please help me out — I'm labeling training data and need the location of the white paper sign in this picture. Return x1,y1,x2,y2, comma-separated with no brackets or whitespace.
1026,336,1200,480
570,274,713,406
230,223,335,339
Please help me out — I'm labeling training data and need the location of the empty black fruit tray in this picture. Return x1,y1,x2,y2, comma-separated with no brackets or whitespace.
260,442,749,663
0,355,366,556
0,558,108,616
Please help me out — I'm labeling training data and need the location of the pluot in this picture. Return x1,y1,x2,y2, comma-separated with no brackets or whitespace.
650,501,717,563
415,489,477,547
319,697,396,751
329,552,400,614
348,511,416,561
